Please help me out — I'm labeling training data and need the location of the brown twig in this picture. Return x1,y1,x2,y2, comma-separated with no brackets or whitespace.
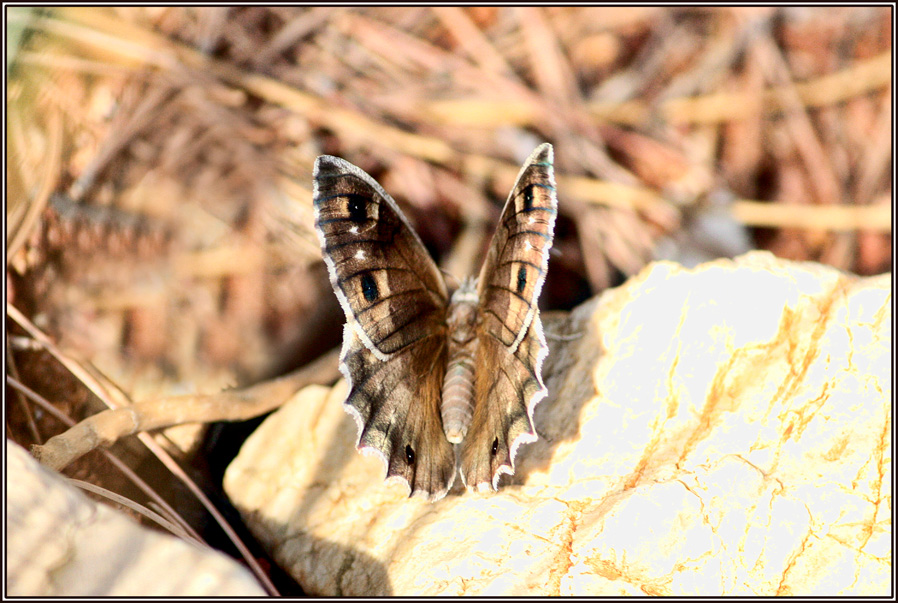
753,33,841,207
6,104,62,263
69,478,205,546
662,50,891,124
6,343,43,444
6,375,204,544
7,303,298,595
730,198,891,232
31,347,340,472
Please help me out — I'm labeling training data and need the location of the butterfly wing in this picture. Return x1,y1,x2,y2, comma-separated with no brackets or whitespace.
314,155,455,500
459,143,558,491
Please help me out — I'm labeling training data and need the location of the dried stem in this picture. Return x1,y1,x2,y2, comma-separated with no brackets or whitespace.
31,347,340,472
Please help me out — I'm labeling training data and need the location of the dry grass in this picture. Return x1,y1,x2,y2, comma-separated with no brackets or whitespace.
5,6,892,593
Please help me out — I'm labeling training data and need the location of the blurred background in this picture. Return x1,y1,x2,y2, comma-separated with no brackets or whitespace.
5,6,892,592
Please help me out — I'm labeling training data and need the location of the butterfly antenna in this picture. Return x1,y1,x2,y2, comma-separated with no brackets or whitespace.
440,269,461,291
543,329,584,342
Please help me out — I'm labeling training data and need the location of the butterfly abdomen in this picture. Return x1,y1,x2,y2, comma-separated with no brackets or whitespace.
442,352,475,444
441,282,479,444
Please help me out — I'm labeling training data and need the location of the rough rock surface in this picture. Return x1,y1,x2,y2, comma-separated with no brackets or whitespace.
7,441,265,596
224,252,891,595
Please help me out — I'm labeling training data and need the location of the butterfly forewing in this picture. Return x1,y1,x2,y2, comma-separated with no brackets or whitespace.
314,156,448,356
475,144,557,348
460,143,557,490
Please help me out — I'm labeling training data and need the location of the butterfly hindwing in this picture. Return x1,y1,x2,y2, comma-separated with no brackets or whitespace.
314,156,448,356
340,327,455,499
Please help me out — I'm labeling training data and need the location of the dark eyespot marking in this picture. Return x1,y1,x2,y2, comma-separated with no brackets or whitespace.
405,444,415,465
491,437,499,456
360,273,379,302
516,266,527,294
522,184,534,210
346,194,369,223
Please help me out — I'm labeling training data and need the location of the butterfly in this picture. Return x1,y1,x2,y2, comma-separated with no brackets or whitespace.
313,144,557,501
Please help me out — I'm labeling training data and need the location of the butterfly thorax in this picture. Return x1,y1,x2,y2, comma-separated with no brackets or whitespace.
441,278,480,444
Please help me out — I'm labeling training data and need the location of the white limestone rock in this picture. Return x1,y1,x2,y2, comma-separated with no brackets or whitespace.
224,251,891,595
7,441,265,596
